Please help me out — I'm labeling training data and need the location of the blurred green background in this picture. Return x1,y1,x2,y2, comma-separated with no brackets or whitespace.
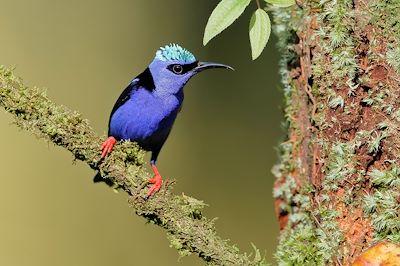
0,1,282,265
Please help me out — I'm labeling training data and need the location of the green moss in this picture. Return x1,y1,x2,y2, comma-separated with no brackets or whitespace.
367,131,389,155
276,204,344,265
328,95,344,109
176,194,207,219
318,0,358,80
387,47,400,73
276,221,323,265
364,165,400,243
167,233,193,258
324,141,356,190
369,0,400,44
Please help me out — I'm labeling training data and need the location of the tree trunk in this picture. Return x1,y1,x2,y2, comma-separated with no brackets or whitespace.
272,0,400,265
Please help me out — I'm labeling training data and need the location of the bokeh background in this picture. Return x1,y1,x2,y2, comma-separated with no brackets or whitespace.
0,1,283,265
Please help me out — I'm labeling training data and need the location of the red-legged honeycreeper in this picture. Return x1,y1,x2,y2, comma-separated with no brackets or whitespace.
98,44,233,198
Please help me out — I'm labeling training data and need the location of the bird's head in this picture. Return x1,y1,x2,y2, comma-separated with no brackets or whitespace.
148,44,233,95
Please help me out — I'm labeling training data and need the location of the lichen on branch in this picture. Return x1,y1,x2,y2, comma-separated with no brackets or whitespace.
0,66,266,266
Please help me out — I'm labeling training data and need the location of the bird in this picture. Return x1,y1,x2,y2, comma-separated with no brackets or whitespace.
98,44,233,198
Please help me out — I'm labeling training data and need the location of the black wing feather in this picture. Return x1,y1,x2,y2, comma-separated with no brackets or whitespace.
108,67,156,135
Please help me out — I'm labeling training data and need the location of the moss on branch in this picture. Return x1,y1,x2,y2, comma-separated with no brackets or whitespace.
0,66,266,266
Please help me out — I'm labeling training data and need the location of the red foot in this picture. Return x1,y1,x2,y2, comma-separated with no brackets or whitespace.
147,164,163,198
100,136,117,158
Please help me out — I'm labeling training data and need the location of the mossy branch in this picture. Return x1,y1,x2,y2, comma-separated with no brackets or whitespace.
0,66,266,266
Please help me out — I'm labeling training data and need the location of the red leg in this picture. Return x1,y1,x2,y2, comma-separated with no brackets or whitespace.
147,164,163,197
100,136,117,158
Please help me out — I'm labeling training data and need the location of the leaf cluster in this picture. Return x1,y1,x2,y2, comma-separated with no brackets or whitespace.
203,0,295,60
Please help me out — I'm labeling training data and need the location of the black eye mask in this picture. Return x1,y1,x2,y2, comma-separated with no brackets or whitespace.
167,61,199,75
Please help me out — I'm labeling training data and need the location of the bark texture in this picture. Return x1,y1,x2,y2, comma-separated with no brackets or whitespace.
273,0,400,265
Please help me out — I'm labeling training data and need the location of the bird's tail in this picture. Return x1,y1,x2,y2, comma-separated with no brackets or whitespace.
93,172,115,187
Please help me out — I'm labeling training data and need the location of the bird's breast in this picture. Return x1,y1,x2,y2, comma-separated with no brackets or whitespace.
109,88,183,144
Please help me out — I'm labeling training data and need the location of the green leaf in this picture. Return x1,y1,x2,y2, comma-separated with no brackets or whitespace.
265,0,295,7
203,0,252,45
249,9,271,60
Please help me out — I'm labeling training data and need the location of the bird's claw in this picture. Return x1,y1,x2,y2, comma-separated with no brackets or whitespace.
146,174,163,198
100,136,117,158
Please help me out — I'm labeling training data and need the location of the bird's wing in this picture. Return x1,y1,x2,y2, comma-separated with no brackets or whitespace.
109,67,156,120
108,78,139,127
107,67,156,134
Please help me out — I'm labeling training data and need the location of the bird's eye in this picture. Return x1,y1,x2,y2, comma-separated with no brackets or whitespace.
172,64,183,74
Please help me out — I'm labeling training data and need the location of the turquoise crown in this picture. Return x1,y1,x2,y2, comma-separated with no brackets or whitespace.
155,44,196,63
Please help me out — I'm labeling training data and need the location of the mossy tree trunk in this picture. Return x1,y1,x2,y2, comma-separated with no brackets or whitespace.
272,0,400,265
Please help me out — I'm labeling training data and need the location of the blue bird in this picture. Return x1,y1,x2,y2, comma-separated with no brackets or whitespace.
99,44,233,197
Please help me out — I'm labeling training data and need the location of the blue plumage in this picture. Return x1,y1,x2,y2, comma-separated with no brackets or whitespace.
109,79,183,162
99,44,233,197
156,43,196,63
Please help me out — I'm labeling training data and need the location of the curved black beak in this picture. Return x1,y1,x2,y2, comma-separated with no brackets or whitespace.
194,61,234,72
